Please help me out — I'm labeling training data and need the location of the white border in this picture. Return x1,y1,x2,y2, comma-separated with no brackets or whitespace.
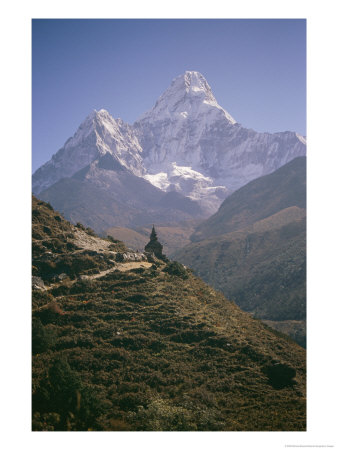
1,1,337,449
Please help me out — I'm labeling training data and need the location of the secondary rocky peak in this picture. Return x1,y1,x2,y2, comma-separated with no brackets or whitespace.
33,109,144,194
84,109,120,130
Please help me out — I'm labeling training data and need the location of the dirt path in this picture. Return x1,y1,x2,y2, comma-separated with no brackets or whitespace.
80,261,153,280
44,261,154,291
39,227,153,291
115,261,153,272
34,259,156,309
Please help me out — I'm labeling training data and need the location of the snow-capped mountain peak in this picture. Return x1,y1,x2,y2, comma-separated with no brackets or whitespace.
132,71,305,209
169,71,217,104
61,108,145,176
136,70,236,125
33,70,306,216
32,109,144,194
69,109,119,149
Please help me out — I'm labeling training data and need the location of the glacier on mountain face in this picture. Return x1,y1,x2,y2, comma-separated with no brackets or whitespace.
33,70,306,215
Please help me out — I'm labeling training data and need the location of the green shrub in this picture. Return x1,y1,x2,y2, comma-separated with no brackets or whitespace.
43,225,52,235
106,235,119,243
66,242,77,251
130,267,145,274
32,318,56,354
45,202,54,211
118,392,146,411
36,301,65,325
163,261,188,279
129,397,197,431
125,293,147,303
50,284,71,296
263,363,296,389
32,290,54,309
32,412,61,431
86,227,96,236
115,252,125,262
33,355,106,431
75,222,85,230
69,279,97,294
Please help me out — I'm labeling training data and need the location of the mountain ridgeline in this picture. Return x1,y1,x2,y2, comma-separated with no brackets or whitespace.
38,153,205,233
174,157,306,347
191,156,306,242
33,71,306,233
32,197,306,431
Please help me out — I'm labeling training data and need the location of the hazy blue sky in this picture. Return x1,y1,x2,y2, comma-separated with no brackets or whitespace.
32,19,306,171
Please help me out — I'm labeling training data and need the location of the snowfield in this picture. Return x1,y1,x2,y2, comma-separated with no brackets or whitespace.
33,71,306,214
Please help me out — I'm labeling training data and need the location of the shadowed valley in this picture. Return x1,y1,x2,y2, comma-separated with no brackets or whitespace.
174,157,306,347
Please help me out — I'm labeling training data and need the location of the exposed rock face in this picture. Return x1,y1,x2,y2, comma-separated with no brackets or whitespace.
32,276,46,291
117,252,147,262
37,152,206,233
134,71,305,206
33,71,306,216
33,110,145,195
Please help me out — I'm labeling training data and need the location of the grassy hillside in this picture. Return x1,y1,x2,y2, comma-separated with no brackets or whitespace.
174,209,306,346
175,158,306,346
32,197,306,431
191,156,306,242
